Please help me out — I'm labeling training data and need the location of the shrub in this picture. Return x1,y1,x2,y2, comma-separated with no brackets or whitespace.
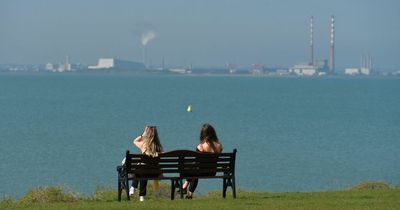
0,196,14,208
350,182,391,191
90,186,118,202
19,186,78,204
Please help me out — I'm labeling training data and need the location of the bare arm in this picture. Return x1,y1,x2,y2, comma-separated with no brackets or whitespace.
133,135,144,151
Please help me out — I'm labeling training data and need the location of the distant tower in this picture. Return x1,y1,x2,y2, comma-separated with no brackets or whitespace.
360,55,364,68
310,16,314,66
368,54,372,70
142,46,147,68
360,54,372,69
65,55,71,71
329,15,335,73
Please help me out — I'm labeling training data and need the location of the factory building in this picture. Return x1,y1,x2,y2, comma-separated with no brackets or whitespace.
88,58,145,70
345,68,371,76
46,56,72,72
344,55,372,76
290,60,328,76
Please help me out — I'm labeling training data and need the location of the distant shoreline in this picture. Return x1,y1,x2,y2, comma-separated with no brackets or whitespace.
1,70,399,79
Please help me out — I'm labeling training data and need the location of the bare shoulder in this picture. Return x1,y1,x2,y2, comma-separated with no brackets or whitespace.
197,143,203,152
202,142,215,153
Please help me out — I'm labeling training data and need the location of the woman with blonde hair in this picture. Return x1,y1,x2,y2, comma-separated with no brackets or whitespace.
129,125,163,201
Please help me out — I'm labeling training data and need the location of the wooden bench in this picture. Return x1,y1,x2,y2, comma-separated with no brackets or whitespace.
117,149,237,200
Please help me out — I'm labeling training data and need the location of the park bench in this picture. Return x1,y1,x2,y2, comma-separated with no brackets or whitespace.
117,149,237,200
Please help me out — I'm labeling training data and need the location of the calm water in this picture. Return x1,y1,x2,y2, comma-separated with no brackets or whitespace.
1,73,399,197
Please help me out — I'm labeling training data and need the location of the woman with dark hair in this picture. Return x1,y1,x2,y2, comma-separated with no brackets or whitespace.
129,125,163,202
182,123,223,199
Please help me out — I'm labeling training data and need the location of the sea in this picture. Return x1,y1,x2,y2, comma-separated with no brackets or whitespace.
0,73,399,198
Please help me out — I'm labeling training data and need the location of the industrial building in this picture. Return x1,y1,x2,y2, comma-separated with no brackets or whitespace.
88,58,145,70
344,54,372,76
290,60,328,76
46,56,72,72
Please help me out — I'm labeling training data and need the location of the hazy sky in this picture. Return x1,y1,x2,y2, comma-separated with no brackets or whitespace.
1,0,399,69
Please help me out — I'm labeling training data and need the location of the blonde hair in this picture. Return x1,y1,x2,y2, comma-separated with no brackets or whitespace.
142,126,163,157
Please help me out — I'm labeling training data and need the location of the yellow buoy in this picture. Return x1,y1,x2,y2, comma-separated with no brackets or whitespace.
187,104,192,112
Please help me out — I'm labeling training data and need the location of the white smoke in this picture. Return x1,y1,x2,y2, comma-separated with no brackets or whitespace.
141,30,156,46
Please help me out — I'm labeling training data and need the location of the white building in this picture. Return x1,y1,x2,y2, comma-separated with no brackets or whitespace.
345,68,360,75
290,60,328,76
360,68,370,75
89,58,113,69
345,68,371,76
45,63,54,71
88,58,145,70
290,63,317,76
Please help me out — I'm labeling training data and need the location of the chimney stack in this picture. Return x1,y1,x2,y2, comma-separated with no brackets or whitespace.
329,15,335,73
310,16,314,66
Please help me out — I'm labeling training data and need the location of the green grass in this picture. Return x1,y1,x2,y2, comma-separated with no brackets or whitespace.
1,182,400,210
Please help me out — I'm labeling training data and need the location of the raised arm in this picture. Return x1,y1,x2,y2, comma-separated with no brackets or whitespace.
133,135,144,151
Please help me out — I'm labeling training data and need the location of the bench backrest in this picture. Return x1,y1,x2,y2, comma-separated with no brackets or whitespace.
124,149,237,178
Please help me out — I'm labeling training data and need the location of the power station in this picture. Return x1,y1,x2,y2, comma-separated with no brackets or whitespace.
290,15,335,76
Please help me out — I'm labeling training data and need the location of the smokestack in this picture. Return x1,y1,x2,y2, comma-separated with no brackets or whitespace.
142,45,147,68
310,16,314,66
329,15,335,73
364,55,367,69
368,54,372,69
369,54,372,69
360,55,363,68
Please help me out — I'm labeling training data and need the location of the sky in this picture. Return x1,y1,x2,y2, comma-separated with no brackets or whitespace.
1,0,399,69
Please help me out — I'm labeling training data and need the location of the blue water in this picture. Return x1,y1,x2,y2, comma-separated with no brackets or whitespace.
1,73,399,197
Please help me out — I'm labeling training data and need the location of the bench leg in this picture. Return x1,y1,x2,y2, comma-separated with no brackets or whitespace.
170,180,175,200
125,177,130,201
179,179,184,199
224,178,237,199
222,178,227,198
232,177,237,199
118,179,122,201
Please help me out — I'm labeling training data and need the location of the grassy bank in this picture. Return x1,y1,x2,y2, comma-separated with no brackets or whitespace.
1,182,399,210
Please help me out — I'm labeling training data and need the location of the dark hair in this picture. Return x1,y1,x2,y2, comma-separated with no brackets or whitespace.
200,123,218,143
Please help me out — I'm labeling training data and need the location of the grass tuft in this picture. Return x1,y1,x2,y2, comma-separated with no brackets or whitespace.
349,181,391,191
89,186,118,202
0,196,14,209
18,186,78,204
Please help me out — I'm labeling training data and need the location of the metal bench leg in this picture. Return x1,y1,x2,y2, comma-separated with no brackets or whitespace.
232,177,237,198
125,177,130,201
222,178,227,198
118,179,122,201
179,179,184,199
170,180,175,200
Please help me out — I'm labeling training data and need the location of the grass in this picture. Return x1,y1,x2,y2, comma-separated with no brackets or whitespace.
1,182,399,210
